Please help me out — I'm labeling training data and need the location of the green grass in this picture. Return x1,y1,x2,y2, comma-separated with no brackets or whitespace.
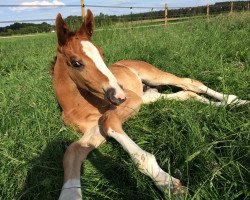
0,13,250,200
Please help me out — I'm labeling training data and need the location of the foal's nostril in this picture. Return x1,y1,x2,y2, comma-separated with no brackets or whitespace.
106,88,126,105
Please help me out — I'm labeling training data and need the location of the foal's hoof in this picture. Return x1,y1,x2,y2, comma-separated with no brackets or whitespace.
157,180,188,197
171,181,188,196
172,185,188,196
223,95,250,106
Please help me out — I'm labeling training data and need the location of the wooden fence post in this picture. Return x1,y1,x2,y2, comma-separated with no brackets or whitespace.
130,7,133,22
207,4,210,16
230,1,234,14
81,0,85,21
165,2,168,27
151,8,153,22
248,2,250,11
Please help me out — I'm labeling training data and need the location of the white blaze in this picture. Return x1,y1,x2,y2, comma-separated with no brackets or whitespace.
81,41,125,99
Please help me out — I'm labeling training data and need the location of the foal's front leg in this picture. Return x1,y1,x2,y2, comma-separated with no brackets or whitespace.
102,112,185,194
100,91,185,195
59,125,106,200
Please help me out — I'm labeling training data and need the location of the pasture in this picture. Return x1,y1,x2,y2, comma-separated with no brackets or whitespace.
0,13,250,200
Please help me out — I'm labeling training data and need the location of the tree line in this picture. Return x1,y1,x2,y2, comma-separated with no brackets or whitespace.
0,22,53,36
0,1,249,36
94,1,249,25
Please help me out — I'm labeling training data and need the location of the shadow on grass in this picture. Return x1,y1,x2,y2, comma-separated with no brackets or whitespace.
86,146,161,200
17,140,70,200
17,139,161,200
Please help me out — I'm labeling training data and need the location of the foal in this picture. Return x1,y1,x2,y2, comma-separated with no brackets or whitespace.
53,10,249,199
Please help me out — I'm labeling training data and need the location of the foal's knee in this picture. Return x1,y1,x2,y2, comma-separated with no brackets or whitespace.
63,141,94,167
100,112,123,135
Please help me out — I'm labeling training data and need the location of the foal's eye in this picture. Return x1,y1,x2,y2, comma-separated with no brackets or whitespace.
70,59,84,68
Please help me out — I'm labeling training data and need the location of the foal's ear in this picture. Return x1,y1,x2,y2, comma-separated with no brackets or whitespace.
56,13,70,46
79,9,94,39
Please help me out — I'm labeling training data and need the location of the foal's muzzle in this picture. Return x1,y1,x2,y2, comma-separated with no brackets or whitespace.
106,88,126,105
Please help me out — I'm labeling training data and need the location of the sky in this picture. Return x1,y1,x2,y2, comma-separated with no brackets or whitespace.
0,0,246,27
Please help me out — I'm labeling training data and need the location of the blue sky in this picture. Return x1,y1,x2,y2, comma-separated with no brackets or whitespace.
0,0,246,27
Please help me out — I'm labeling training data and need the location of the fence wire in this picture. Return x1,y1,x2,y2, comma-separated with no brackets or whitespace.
0,2,249,28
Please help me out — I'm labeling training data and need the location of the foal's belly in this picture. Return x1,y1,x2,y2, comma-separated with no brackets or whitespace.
109,64,143,98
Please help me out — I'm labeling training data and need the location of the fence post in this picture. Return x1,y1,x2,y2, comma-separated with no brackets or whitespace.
130,7,133,22
165,2,168,27
81,0,85,21
151,8,153,22
248,2,250,11
207,4,210,16
230,1,234,14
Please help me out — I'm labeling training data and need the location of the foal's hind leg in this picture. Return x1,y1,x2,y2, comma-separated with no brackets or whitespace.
142,89,223,106
119,60,249,106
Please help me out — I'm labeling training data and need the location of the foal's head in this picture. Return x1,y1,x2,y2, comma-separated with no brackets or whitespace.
55,10,126,105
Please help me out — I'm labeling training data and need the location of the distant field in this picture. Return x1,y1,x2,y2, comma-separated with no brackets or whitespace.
0,13,249,200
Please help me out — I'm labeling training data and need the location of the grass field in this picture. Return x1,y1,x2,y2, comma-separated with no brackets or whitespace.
0,13,250,200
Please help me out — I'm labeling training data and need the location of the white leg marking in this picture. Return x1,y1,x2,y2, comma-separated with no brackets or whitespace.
142,89,223,106
199,85,226,101
142,89,162,104
59,179,82,200
107,128,181,192
199,85,249,106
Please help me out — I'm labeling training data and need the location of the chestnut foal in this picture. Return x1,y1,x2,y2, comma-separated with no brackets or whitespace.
53,10,249,199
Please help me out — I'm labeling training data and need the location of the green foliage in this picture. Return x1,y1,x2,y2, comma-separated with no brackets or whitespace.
0,13,249,200
0,22,53,36
64,1,250,29
1,1,249,36
64,16,82,31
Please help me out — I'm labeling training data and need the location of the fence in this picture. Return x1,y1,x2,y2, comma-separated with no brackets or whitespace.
0,1,249,36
